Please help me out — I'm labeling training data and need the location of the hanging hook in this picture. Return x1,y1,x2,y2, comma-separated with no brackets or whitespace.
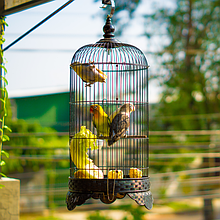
101,0,115,18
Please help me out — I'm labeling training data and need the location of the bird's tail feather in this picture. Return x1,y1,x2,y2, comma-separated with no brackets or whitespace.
108,139,114,146
108,135,121,146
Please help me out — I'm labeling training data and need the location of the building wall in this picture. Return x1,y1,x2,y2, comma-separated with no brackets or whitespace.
10,92,69,132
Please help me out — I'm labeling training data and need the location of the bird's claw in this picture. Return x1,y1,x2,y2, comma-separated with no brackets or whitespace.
85,84,92,87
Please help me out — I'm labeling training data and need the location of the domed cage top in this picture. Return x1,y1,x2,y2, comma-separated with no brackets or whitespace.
66,10,153,211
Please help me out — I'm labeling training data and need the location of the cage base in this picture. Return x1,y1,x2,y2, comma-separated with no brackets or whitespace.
128,191,153,210
66,177,153,210
66,191,153,210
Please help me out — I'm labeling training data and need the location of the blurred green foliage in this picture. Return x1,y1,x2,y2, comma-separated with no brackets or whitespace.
36,217,62,220
2,101,68,174
87,203,146,220
145,0,220,175
146,0,220,130
165,201,200,212
111,204,146,220
87,211,113,220
0,17,10,180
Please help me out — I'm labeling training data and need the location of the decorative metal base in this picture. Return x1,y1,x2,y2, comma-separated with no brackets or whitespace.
66,177,153,210
128,191,153,210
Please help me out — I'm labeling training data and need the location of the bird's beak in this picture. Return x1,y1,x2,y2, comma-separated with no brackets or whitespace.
70,62,75,67
90,106,94,113
70,62,78,68
132,105,135,112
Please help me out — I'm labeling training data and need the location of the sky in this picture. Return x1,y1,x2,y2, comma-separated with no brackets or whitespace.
3,0,173,103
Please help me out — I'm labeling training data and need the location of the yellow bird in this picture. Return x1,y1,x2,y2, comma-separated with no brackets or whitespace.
70,61,107,87
90,104,110,137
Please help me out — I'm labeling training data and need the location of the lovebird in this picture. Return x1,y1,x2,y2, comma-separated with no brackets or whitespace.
90,104,110,137
108,103,135,146
70,61,107,87
109,102,135,122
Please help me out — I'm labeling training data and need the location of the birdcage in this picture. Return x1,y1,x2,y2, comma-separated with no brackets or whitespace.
66,0,153,211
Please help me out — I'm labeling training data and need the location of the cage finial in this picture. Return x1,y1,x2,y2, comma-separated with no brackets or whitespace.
97,0,118,43
103,16,115,38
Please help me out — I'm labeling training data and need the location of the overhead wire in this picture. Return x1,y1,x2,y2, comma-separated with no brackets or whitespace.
3,0,75,52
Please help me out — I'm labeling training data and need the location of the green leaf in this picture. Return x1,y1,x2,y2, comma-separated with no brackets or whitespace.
0,184,5,189
0,76,8,85
0,172,7,177
2,134,9,142
0,160,6,166
0,66,7,73
0,87,6,92
0,87,8,98
4,89,8,99
3,125,12,132
0,17,8,26
3,21,8,27
2,21,8,27
1,150,9,158
0,98,5,104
